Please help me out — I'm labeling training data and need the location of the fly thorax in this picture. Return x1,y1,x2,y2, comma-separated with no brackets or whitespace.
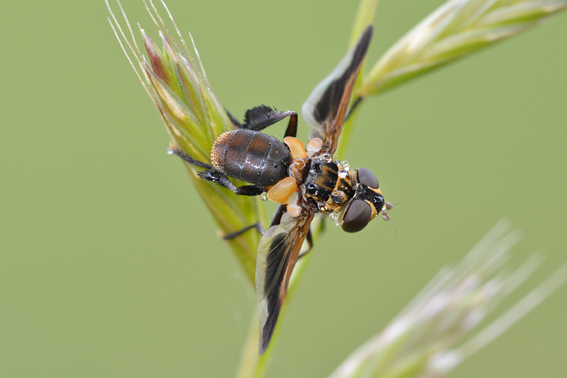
304,156,339,205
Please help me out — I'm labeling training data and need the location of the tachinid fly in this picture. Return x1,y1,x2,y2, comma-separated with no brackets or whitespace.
169,25,393,355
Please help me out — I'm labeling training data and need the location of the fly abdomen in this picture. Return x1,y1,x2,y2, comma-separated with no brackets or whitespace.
211,129,291,187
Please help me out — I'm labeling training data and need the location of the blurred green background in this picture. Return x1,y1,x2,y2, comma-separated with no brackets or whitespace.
1,0,566,377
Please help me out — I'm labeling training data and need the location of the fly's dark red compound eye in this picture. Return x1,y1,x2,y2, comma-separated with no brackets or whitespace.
341,200,372,233
357,167,379,189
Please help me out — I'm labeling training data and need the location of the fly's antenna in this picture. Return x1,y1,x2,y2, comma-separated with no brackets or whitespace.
390,216,398,237
382,201,397,236
382,210,398,237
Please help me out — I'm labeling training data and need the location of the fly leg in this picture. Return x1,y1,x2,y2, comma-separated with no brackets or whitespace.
169,147,265,196
225,108,243,128
223,222,265,240
282,112,298,138
198,170,265,196
298,228,313,259
227,105,298,137
222,203,289,241
167,147,212,169
268,204,287,227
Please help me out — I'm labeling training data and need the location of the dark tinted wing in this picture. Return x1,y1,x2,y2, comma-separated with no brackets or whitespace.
302,26,373,154
255,209,315,355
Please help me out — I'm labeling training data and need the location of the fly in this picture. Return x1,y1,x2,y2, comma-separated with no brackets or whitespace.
168,25,392,354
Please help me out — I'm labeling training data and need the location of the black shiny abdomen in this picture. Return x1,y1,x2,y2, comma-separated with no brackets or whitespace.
211,129,291,187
